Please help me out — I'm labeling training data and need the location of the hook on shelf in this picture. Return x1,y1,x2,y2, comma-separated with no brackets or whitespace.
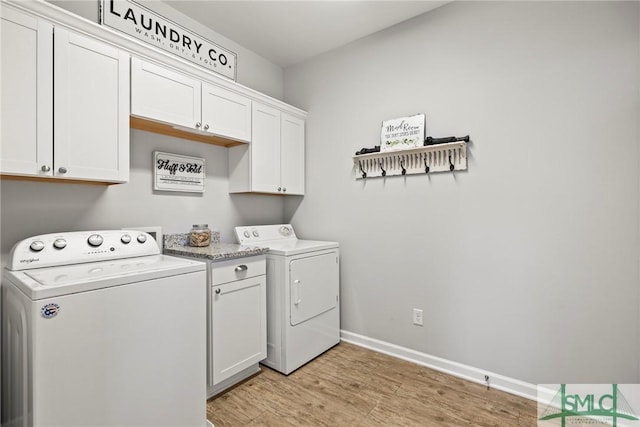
400,159,406,175
424,157,430,174
448,154,454,171
379,161,386,177
359,161,367,179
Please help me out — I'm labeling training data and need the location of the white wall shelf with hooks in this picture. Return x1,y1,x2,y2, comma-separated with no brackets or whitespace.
353,141,467,179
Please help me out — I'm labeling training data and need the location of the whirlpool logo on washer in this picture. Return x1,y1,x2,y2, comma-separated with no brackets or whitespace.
41,303,60,319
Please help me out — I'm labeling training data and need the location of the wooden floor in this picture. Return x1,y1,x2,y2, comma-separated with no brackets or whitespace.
206,343,537,426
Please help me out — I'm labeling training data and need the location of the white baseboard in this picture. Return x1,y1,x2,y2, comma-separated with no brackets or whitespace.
340,330,538,401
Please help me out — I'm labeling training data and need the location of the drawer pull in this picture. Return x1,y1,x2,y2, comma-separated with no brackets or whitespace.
215,288,221,295
234,265,248,272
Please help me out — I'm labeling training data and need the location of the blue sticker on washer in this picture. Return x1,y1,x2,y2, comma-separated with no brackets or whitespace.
41,303,60,319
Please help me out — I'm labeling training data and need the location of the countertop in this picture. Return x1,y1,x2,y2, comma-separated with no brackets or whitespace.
163,233,268,261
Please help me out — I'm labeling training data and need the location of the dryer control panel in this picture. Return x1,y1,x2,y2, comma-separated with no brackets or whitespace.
234,224,297,245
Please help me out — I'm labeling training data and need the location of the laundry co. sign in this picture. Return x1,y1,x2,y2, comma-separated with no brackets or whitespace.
100,0,237,81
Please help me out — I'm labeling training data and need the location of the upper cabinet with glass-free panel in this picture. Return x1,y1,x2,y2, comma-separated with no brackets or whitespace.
130,57,202,130
202,83,251,143
54,28,130,183
228,101,305,195
0,4,130,184
130,57,251,146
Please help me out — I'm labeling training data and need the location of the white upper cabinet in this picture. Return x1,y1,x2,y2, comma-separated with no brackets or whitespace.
251,102,282,193
54,28,130,183
0,4,130,183
201,84,251,143
131,58,251,143
131,57,201,130
280,113,305,195
2,2,305,188
229,101,305,195
0,6,53,177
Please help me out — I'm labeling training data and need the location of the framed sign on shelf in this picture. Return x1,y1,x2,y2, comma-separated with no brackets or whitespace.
153,151,205,193
380,113,426,152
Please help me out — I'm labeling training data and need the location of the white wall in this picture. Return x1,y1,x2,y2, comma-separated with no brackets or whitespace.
284,1,640,384
47,0,284,99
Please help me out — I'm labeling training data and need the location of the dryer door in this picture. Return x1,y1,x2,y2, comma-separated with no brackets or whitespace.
290,251,338,326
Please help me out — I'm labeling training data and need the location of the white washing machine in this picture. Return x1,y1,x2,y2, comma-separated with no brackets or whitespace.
1,230,208,427
235,224,339,375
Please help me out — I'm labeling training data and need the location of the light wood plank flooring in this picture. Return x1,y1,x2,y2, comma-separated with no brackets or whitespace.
206,343,537,426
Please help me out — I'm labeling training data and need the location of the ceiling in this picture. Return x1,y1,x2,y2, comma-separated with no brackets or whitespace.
164,1,450,68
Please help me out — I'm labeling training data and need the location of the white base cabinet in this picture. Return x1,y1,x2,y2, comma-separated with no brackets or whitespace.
0,4,130,183
229,101,305,195
208,255,266,397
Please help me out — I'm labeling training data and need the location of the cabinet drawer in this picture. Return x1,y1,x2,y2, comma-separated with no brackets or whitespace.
210,255,265,285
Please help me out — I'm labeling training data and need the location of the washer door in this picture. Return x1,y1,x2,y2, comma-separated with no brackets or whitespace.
290,251,339,326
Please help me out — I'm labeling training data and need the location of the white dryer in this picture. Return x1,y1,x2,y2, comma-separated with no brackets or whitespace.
235,224,340,375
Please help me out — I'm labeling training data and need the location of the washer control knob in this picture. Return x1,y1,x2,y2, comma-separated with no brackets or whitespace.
243,231,251,238
252,230,259,237
137,234,147,243
30,240,45,252
87,234,103,247
53,239,67,250
121,234,131,244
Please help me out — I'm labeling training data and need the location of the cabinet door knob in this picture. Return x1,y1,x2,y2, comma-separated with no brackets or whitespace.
58,167,68,174
204,124,210,130
283,187,287,192
277,187,282,191
215,288,221,295
41,165,51,172
195,122,201,128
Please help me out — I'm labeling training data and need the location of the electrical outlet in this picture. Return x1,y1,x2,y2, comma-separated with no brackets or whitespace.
413,308,423,326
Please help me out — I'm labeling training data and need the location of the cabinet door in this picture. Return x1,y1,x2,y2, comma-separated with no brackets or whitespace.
251,102,281,193
131,58,201,130
0,5,53,177
202,83,251,142
54,29,130,182
280,113,305,195
212,275,266,385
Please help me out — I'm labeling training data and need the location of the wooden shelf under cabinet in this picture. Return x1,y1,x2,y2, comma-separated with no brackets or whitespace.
130,116,248,148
